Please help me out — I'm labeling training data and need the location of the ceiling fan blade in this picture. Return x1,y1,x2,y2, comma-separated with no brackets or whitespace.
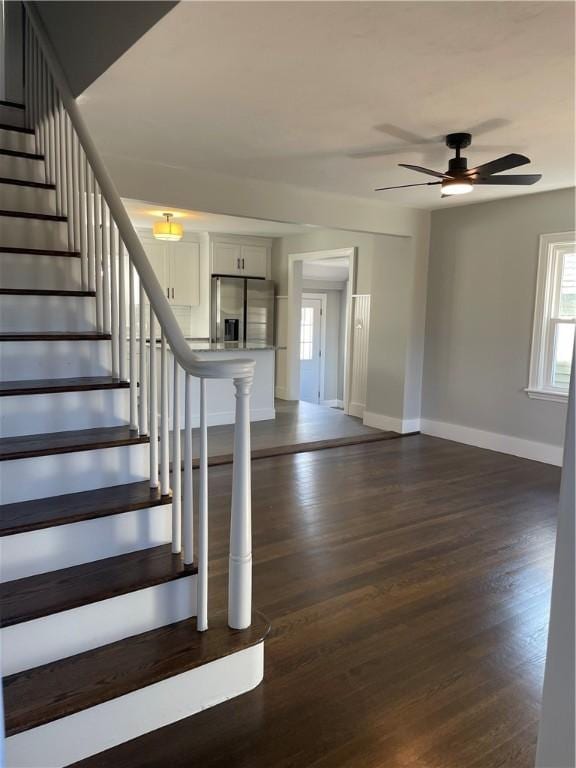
375,181,442,191
467,153,530,177
399,163,450,179
474,174,542,185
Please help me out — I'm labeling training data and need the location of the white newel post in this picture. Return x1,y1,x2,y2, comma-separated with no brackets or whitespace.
228,375,253,630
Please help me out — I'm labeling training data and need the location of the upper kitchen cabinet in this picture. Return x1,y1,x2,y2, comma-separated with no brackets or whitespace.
211,237,271,278
139,235,200,306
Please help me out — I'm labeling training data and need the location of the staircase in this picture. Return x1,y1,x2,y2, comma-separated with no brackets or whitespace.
0,7,267,767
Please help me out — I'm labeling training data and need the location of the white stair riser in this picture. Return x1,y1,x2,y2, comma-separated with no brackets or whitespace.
0,252,82,290
0,339,111,380
0,105,25,127
5,643,263,768
1,573,197,675
0,293,95,332
0,504,172,581
0,127,35,152
0,181,56,214
0,388,130,437
0,442,149,504
0,216,68,249
0,154,45,182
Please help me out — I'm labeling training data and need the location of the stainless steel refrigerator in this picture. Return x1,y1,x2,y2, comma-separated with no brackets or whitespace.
211,276,275,345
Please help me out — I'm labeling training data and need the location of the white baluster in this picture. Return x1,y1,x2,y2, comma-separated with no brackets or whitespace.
160,333,170,497
109,217,119,377
139,284,148,435
46,71,55,184
53,85,63,216
85,160,95,293
78,136,88,290
101,200,111,335
58,100,67,221
182,372,194,565
118,237,127,380
71,129,81,260
129,263,138,430
149,309,158,487
94,180,103,332
65,114,74,248
228,376,253,630
171,357,181,553
197,378,208,632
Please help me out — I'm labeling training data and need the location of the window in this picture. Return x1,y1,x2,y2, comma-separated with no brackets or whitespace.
300,306,314,360
527,233,576,401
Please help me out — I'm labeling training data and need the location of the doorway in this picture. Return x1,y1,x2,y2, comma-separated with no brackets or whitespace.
287,248,356,412
299,294,326,404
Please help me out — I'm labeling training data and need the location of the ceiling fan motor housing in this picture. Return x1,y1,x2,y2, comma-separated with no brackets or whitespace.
448,156,469,175
445,132,472,150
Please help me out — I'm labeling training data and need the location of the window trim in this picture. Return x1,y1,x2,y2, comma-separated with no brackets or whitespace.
527,232,576,403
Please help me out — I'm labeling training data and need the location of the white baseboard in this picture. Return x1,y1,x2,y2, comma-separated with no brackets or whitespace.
275,386,289,400
320,399,343,408
363,411,420,434
348,401,365,418
420,418,563,466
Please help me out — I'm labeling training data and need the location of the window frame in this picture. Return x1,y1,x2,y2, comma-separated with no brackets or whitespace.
527,232,576,403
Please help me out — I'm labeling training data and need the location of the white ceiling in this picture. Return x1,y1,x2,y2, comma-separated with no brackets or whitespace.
84,2,575,211
123,199,317,237
303,257,350,282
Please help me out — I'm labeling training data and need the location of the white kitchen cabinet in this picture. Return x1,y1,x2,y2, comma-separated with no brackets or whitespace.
140,237,200,306
240,245,268,278
170,242,200,305
212,240,269,278
212,242,242,275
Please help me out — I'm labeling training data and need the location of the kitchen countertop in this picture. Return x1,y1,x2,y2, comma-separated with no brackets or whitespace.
140,338,275,352
185,340,276,352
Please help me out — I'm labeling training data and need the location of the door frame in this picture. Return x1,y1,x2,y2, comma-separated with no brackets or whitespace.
300,292,327,403
286,247,356,412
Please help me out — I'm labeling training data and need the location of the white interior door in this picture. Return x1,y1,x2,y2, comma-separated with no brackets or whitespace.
299,297,322,403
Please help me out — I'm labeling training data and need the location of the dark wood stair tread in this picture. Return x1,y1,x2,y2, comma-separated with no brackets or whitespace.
0,209,66,221
0,147,43,160
0,480,169,536
3,611,269,736
0,176,55,189
0,288,94,297
0,122,34,134
0,544,196,628
0,99,25,110
0,331,111,340
0,376,129,397
0,245,79,257
0,425,148,461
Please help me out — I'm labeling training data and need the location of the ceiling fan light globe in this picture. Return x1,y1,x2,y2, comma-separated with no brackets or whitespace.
441,180,474,196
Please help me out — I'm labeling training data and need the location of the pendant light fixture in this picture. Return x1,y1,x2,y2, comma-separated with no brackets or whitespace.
153,212,183,242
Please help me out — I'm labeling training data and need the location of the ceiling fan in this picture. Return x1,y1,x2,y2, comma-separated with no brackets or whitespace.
375,133,541,197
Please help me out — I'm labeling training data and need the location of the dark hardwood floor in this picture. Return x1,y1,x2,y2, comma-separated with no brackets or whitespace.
190,398,396,460
75,435,560,768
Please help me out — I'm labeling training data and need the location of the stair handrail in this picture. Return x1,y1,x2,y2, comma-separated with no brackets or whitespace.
24,1,254,383
22,1,255,634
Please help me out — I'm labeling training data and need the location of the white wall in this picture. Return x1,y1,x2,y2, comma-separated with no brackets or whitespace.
535,357,575,767
422,187,575,463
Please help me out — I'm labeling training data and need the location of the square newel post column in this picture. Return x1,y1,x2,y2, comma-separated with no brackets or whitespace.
228,375,253,630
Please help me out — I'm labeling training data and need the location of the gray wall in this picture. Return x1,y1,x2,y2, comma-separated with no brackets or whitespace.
422,188,575,447
2,1,24,102
36,1,177,96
